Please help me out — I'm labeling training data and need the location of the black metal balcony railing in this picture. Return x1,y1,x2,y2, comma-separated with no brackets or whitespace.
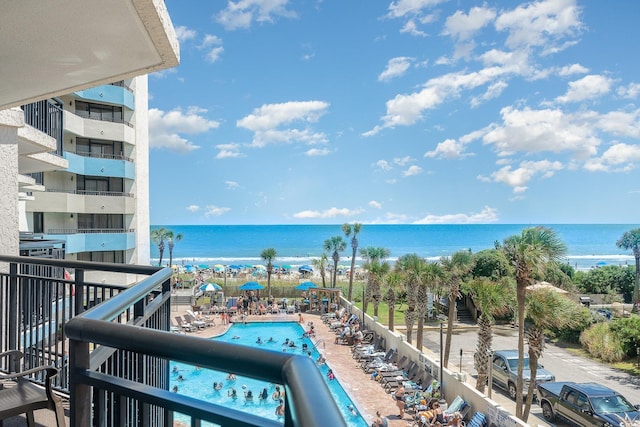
73,110,133,128
21,100,64,156
0,256,345,427
75,150,134,162
109,81,133,93
46,228,135,235
44,188,134,197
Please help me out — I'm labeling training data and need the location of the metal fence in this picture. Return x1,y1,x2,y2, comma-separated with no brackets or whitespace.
0,255,345,427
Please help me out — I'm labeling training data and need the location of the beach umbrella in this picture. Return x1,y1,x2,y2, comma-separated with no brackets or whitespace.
198,264,209,270
200,283,222,292
298,265,313,273
282,265,292,270
239,281,264,291
295,281,318,291
254,264,266,270
229,264,243,270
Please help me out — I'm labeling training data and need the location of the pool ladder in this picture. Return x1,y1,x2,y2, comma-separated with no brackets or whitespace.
314,338,325,349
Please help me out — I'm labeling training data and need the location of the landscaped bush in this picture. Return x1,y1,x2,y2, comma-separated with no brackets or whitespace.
580,321,626,362
548,307,593,343
608,316,640,358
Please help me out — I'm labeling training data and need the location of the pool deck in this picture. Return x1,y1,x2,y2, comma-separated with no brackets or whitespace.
174,307,409,427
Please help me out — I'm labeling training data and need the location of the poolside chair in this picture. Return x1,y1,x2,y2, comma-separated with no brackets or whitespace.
184,313,207,329
383,366,423,392
175,316,197,332
443,395,472,422
467,411,487,427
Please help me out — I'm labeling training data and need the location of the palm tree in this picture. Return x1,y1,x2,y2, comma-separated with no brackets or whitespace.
167,231,183,269
312,253,329,287
440,250,475,368
522,288,582,421
151,227,170,266
500,226,566,419
395,254,422,345
323,236,346,288
260,248,277,298
342,222,362,301
360,246,390,317
616,228,640,309
462,277,514,393
416,262,443,351
383,271,403,332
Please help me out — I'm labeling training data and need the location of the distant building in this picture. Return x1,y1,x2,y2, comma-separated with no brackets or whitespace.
0,1,180,282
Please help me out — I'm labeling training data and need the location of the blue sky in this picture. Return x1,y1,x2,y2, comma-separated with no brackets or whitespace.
149,0,640,225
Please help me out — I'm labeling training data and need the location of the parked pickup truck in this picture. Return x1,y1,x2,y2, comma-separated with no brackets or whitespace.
538,382,640,427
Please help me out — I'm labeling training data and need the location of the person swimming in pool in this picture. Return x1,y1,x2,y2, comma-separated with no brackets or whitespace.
275,399,285,419
228,387,237,400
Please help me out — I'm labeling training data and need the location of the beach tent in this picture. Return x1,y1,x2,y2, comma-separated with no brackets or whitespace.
298,265,313,273
239,281,264,291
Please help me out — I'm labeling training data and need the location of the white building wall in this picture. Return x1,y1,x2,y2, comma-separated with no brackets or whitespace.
0,108,22,259
132,76,150,265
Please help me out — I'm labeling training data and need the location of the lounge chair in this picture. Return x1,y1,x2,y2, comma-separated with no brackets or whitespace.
467,411,487,427
175,316,197,332
0,350,66,427
443,395,472,422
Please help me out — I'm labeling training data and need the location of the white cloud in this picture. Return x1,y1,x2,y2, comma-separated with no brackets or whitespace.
305,148,331,156
379,57,414,82
558,63,589,76
555,74,613,103
483,106,601,158
494,0,583,51
387,0,446,19
216,143,245,159
400,19,427,37
583,143,640,172
617,82,640,99
204,205,231,217
424,138,470,159
186,205,200,212
216,0,296,30
403,165,423,176
237,101,329,147
393,155,414,166
375,160,393,171
225,181,240,190
470,80,508,108
292,207,364,219
369,200,382,209
199,34,224,63
486,160,563,192
175,26,197,43
443,6,496,42
148,107,219,152
414,206,499,224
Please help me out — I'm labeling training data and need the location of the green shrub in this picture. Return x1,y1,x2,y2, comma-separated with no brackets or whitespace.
580,322,626,363
608,316,640,357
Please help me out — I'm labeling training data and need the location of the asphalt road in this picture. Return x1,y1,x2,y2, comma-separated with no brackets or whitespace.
418,324,640,427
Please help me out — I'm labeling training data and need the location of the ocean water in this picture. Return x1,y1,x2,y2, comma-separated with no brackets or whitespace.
150,224,639,271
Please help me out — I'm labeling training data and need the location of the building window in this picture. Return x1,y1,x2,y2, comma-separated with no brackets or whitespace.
78,214,124,230
77,176,123,193
76,137,125,160
77,251,125,263
33,212,44,234
75,101,123,124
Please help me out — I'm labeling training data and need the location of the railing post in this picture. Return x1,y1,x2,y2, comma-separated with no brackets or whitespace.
8,262,18,357
74,269,85,315
70,339,91,426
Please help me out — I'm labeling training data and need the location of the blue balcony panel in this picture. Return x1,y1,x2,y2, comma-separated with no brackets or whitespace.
46,232,135,254
74,85,134,110
65,152,134,179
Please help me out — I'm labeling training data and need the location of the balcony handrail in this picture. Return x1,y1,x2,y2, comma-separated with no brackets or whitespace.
74,151,134,162
47,228,135,234
73,110,133,128
43,188,134,197
0,255,345,426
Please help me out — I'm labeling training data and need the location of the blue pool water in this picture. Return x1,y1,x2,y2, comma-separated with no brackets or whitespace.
170,322,368,427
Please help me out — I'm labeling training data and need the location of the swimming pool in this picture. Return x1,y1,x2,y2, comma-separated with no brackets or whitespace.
170,322,368,427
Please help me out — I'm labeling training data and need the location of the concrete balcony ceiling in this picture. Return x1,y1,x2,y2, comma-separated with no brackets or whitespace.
0,0,180,110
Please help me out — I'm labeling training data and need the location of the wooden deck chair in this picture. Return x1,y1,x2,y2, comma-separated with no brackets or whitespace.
0,350,66,427
175,316,196,332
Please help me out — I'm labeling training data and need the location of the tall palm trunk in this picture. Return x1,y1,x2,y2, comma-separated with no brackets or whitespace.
444,290,456,368
523,327,544,421
515,273,527,418
474,315,493,393
348,241,357,300
404,309,417,345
